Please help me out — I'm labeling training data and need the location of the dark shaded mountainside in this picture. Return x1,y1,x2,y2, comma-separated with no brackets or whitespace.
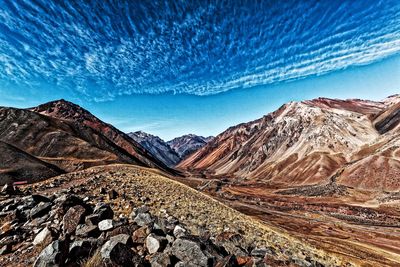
0,141,63,184
0,100,177,184
128,131,213,167
179,94,400,192
128,131,181,167
30,100,175,174
168,134,213,159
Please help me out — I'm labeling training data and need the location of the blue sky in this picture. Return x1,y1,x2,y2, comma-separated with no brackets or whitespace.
0,0,399,140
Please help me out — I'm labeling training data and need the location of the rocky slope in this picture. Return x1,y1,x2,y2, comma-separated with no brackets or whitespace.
168,134,213,159
128,131,181,167
178,95,400,191
30,100,175,175
0,165,353,267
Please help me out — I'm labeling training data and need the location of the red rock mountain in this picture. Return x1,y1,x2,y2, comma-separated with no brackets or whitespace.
0,99,180,184
178,95,400,191
30,99,176,175
0,106,144,175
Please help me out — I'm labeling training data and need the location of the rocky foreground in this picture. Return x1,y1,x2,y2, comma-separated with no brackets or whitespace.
0,165,352,267
1,188,304,267
0,190,268,266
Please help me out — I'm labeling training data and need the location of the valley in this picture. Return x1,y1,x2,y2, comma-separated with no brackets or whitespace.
176,174,400,266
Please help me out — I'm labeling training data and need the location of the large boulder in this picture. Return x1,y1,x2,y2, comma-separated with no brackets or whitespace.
100,239,135,266
55,194,88,213
171,237,212,267
33,240,69,267
215,232,248,257
68,239,97,261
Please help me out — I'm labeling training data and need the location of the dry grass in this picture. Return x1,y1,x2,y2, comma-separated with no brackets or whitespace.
0,221,12,233
82,250,103,267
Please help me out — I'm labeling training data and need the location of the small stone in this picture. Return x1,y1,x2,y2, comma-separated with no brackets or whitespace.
173,225,187,238
134,205,150,215
0,244,11,255
30,202,52,219
166,234,175,244
108,189,119,200
98,219,114,231
134,212,153,226
93,203,114,221
146,234,168,254
149,252,171,267
85,214,100,225
109,224,138,238
33,227,53,246
1,183,15,195
132,226,149,244
109,234,133,247
63,205,86,234
75,224,100,238
251,248,269,258
215,255,240,267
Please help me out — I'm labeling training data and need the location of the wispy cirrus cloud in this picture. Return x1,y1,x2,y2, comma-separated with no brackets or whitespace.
0,0,399,101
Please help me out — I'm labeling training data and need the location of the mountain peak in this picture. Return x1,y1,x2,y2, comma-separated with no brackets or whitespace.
29,100,175,174
30,99,93,121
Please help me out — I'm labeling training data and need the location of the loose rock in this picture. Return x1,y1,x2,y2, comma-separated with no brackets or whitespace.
33,227,53,246
63,205,86,234
99,219,114,231
146,233,168,254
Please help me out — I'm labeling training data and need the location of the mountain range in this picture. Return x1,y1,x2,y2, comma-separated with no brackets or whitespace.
1,95,400,266
128,131,213,167
0,99,212,184
178,95,400,191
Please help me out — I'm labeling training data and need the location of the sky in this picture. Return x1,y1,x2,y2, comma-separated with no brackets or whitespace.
0,0,399,140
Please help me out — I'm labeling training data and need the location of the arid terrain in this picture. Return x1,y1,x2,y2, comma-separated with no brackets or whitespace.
175,174,400,267
176,95,400,266
1,165,357,267
1,95,399,266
